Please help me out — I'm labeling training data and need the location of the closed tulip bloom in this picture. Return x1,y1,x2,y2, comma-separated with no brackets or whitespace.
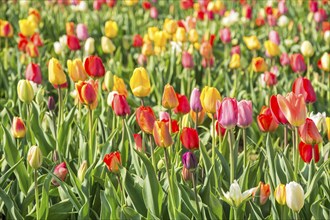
48,58,67,86
101,36,116,54
290,54,306,73
113,75,128,97
174,94,190,115
269,30,280,45
320,53,330,72
77,160,87,182
112,94,130,117
298,118,322,145
153,120,173,147
274,184,286,205
182,166,193,181
182,151,198,171
75,80,98,110
264,40,280,57
252,57,268,72
182,51,194,69
12,117,26,138
231,45,241,55
237,100,253,128
150,7,158,19
25,63,42,84
262,72,277,87
154,31,167,48
133,34,143,47
190,88,202,112
162,84,179,109
300,41,314,57
280,53,290,66
269,95,288,124
164,19,177,35
162,118,179,134
52,162,68,186
229,54,240,69
27,145,43,169
180,127,199,150
103,151,121,173
257,106,279,132
130,67,151,97
219,28,231,44
188,29,199,43
299,142,320,163
309,0,318,13
216,98,238,129
277,92,307,127
251,182,270,205
243,36,261,50
292,77,316,103
19,19,37,37
76,23,89,41
17,80,34,103
104,20,118,38
67,35,81,51
0,20,13,37
48,96,56,111
84,56,105,78
199,42,213,60
26,42,39,58
67,59,87,82
242,4,252,19
133,134,143,152
286,182,304,212
136,106,156,134
84,37,95,55
175,27,186,42
66,22,75,35
142,42,153,56
54,42,63,54
200,86,221,114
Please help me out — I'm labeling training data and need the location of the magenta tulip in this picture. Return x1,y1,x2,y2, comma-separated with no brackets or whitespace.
237,100,253,128
216,98,238,129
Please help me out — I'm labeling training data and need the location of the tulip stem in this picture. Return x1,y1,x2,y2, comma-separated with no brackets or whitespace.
207,67,211,86
211,116,215,166
149,135,156,172
26,103,35,145
195,110,198,130
294,211,299,220
192,171,201,218
57,88,63,158
306,57,310,79
294,127,299,181
243,128,247,167
117,175,124,207
164,147,175,208
283,126,287,149
4,38,8,70
88,108,93,166
34,169,39,220
229,129,235,184
233,208,238,220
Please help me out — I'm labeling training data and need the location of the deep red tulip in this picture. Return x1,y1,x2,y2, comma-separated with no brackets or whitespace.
25,63,42,84
84,56,105,78
257,106,279,132
103,151,121,173
298,118,322,145
290,54,306,73
133,34,143,47
173,93,191,115
161,119,179,134
136,106,156,134
180,127,199,150
142,1,151,10
269,95,288,125
292,77,316,103
112,94,130,117
299,141,319,163
216,98,238,129
67,34,81,51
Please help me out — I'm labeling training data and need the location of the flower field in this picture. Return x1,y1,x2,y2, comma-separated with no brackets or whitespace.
1,0,330,219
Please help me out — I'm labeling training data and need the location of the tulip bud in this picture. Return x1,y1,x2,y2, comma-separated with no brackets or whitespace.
48,96,56,111
150,7,158,19
199,42,213,60
17,79,34,103
136,106,156,134
216,98,238,129
299,141,320,163
274,184,286,205
280,53,290,66
52,162,68,186
320,52,330,72
190,88,202,113
251,182,270,205
286,181,304,212
67,34,81,51
182,166,193,181
173,94,190,115
104,20,118,38
180,128,199,150
103,151,121,173
153,120,173,147
229,54,240,69
12,117,26,138
113,75,128,97
25,63,42,84
237,100,253,128
54,42,63,54
76,23,89,41
48,58,67,86
104,71,114,91
84,37,95,55
290,54,307,73
77,160,87,182
182,151,198,171
27,145,43,169
75,80,98,110
162,84,179,109
298,118,322,145
219,28,231,44
19,19,37,37
277,15,289,27
101,36,116,54
300,41,314,57
67,59,88,82
130,67,151,97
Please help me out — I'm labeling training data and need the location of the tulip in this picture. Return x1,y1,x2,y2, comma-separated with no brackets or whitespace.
278,15,289,27
182,51,194,69
142,42,153,56
299,141,320,163
27,146,43,169
320,53,330,71
84,56,105,78
219,28,231,44
30,33,43,47
223,180,252,208
200,86,221,114
309,0,318,13
190,88,202,112
48,96,55,111
137,54,148,66
84,37,95,55
150,7,158,19
182,151,198,171
324,31,330,44
162,118,179,134
107,91,118,107
0,20,13,37
325,117,330,141
67,35,81,51
180,127,199,150
280,53,290,66
216,98,238,129
112,94,130,117
67,59,88,82
242,4,252,19
257,106,279,132
292,77,316,103
164,19,177,35
252,57,268,73
66,22,75,35
175,27,186,42
187,29,198,43
17,80,34,103
52,162,68,186
148,27,159,41
54,42,63,54
113,75,128,97
277,92,307,127
76,80,98,110
300,41,314,57
48,58,67,86
182,166,193,181
237,100,253,128
251,182,270,205
231,45,241,55
19,19,37,37
199,42,213,60
262,71,277,87
286,181,304,212
173,94,190,115
202,56,215,68
298,118,322,145
76,23,89,41
290,54,306,73
26,42,39,58
133,134,143,152
130,67,151,97
133,34,143,47
136,106,156,134
243,36,261,50
25,63,42,84
153,120,173,147
101,36,116,54
278,1,288,14
274,184,286,205
154,31,167,48
314,9,327,23
104,20,118,38
159,111,170,121
12,117,26,138
191,110,205,126
103,151,121,173
229,54,240,69
269,95,288,124
77,160,87,182
309,112,326,132
264,40,280,57
162,84,179,109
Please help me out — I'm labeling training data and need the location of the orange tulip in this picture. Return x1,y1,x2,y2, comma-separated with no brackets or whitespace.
113,75,128,97
162,84,179,109
252,57,268,72
75,80,98,110
153,120,173,147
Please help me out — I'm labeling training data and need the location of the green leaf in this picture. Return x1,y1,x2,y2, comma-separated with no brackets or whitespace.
0,187,24,220
57,107,76,153
310,199,328,220
38,173,52,220
305,159,330,199
0,157,24,188
100,190,111,219
47,199,74,220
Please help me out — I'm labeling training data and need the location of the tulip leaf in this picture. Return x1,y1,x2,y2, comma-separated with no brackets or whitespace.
38,173,52,220
274,155,287,184
0,187,24,220
47,199,74,220
310,198,329,220
0,157,24,188
179,184,199,219
100,190,111,219
57,107,76,153
305,159,330,199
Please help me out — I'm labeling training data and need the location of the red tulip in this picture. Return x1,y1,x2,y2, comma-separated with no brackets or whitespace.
180,127,199,150
52,162,68,186
292,77,316,103
298,118,322,145
215,120,226,137
133,34,143,47
112,94,130,117
180,0,194,10
142,1,151,10
25,63,42,84
84,56,105,78
18,34,28,51
269,95,288,125
299,141,319,163
242,4,252,19
216,98,238,129
257,106,279,132
309,0,318,13
76,80,98,110
290,54,306,73
67,34,81,51
133,134,143,152
103,151,121,173
30,33,43,47
161,119,179,134
173,93,191,115
136,106,156,134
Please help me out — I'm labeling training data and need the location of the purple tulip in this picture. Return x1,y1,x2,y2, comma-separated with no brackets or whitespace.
182,151,198,171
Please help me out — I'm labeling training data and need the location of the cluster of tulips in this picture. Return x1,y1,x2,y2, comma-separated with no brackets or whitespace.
1,0,330,219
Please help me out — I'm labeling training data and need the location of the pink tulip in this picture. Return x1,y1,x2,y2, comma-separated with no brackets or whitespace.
299,118,322,145
216,98,238,129
76,24,89,41
290,54,306,73
237,100,253,128
269,30,280,45
219,28,231,44
231,45,240,55
278,1,288,14
159,111,170,121
150,7,158,19
190,88,202,112
52,162,68,186
309,0,318,13
280,53,290,66
182,51,194,69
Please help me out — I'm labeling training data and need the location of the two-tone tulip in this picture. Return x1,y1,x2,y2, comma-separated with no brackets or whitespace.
153,120,173,147
25,63,42,84
112,94,130,117
264,40,280,57
290,54,306,73
52,162,68,186
298,118,322,145
75,80,98,110
252,57,268,72
182,151,198,171
12,117,26,138
130,67,151,97
103,151,121,173
162,84,179,109
292,77,316,103
269,95,288,125
67,59,88,82
136,106,156,134
27,145,43,169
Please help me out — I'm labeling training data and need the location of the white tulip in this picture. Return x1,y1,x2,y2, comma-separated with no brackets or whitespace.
278,15,289,27
84,37,95,55
324,31,330,44
54,42,63,55
300,41,314,57
310,112,326,132
286,181,304,212
223,180,252,207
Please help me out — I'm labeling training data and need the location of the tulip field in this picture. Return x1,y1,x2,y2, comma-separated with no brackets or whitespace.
1,0,330,219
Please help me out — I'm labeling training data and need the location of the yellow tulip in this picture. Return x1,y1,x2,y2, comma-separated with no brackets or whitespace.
113,75,128,97
264,40,280,57
175,27,186,42
188,29,199,43
164,19,177,35
101,36,116,54
200,86,221,114
67,59,88,82
130,67,151,97
48,58,67,86
142,42,154,56
104,20,118,38
19,19,37,37
229,54,241,69
124,0,138,6
148,27,159,41
274,184,286,205
154,31,167,48
243,36,261,50
326,117,330,141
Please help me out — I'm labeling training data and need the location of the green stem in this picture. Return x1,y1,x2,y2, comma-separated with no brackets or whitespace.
306,57,310,79
164,147,175,207
117,175,124,207
211,116,215,166
294,127,299,181
283,126,287,149
192,171,201,218
4,38,8,70
233,208,238,220
57,88,62,157
243,128,247,167
149,135,156,172
88,108,93,166
26,103,35,145
194,111,198,130
207,66,211,86
294,211,299,220
34,169,39,220
229,129,235,183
